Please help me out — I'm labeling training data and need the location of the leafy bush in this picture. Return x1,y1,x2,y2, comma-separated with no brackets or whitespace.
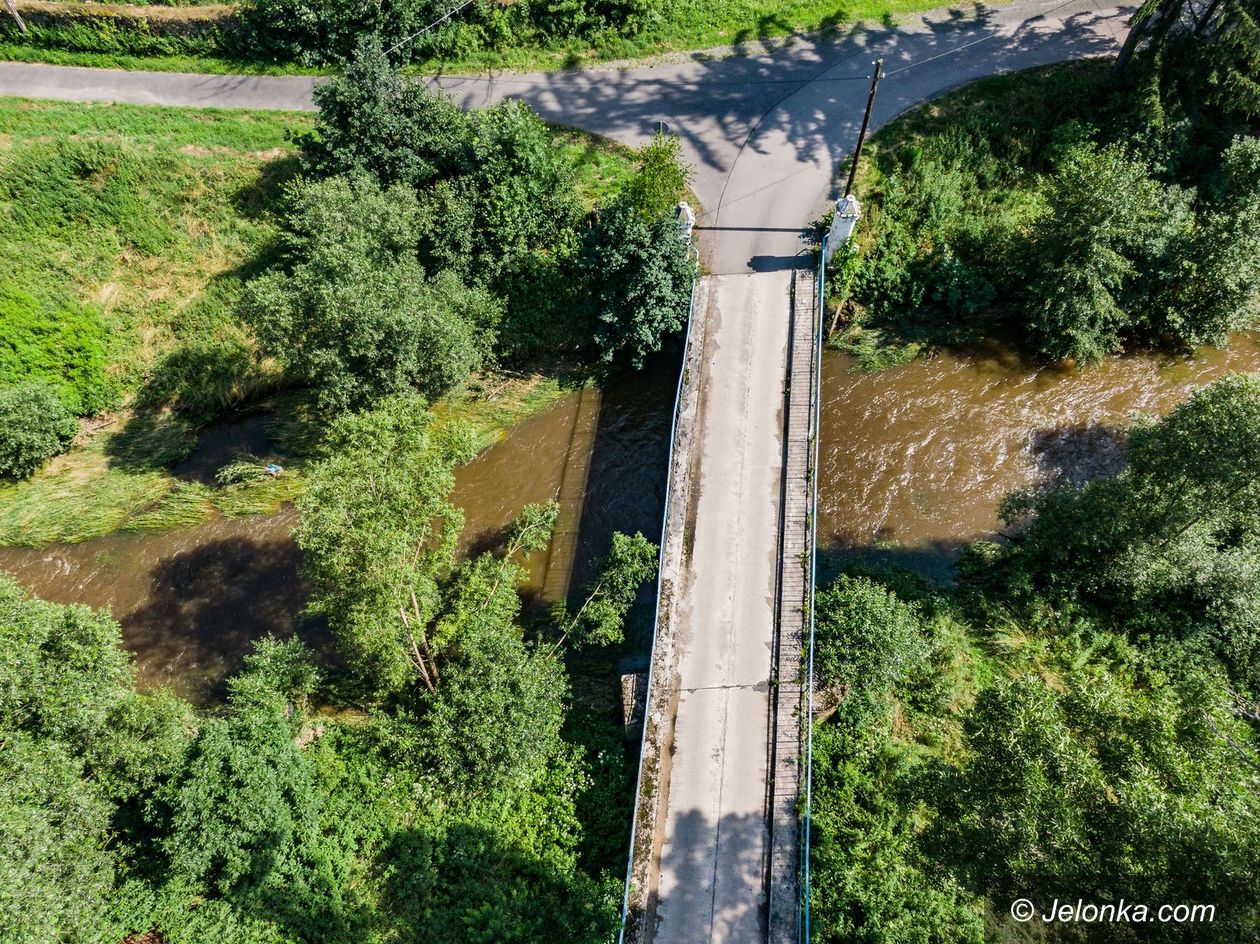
0,734,120,944
243,174,500,410
618,133,690,219
416,620,567,795
813,575,927,724
0,9,222,60
809,575,985,943
1156,135,1260,345
235,0,456,66
0,382,79,479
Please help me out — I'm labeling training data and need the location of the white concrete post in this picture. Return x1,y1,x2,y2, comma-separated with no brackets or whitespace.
825,194,861,262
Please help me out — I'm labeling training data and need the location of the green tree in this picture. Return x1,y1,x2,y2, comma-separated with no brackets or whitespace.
589,199,694,367
0,382,78,479
619,133,691,219
0,576,132,743
553,530,657,650
156,640,357,942
1161,135,1260,343
302,41,581,286
415,620,569,796
243,174,500,410
455,101,583,282
587,134,695,368
0,577,188,797
0,580,192,944
295,395,475,697
1117,0,1260,119
0,735,119,944
1025,143,1192,362
380,502,562,793
933,650,1260,938
432,502,558,649
300,37,467,186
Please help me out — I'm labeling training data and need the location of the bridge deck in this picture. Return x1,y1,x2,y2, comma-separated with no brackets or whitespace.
626,270,810,944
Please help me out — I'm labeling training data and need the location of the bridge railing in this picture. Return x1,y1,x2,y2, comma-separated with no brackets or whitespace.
799,233,827,942
617,264,701,944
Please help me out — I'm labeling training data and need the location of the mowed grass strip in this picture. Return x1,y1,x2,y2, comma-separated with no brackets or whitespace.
0,0,992,75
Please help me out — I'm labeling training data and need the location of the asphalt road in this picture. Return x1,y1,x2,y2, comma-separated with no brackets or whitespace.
3,0,1127,273
0,6,1129,939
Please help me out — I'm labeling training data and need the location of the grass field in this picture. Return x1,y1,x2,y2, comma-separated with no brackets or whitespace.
0,98,632,546
0,0,974,75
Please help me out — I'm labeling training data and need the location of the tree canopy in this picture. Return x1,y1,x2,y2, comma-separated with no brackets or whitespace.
295,394,474,696
243,174,500,410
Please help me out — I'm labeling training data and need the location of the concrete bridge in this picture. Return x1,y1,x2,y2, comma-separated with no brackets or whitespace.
620,263,821,944
0,6,1130,938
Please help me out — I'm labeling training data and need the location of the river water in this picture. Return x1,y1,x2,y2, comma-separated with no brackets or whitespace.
817,334,1260,580
0,356,676,702
3,333,1258,698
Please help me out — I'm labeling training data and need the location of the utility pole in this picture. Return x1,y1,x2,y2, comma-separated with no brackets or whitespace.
826,59,883,261
844,58,884,198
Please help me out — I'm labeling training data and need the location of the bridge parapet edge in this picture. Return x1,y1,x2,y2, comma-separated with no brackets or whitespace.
621,276,712,944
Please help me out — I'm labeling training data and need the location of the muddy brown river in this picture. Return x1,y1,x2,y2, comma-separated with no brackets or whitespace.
818,333,1260,580
0,356,677,702
3,334,1259,699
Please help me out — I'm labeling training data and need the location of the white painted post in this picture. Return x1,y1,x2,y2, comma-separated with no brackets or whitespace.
676,200,696,242
824,194,861,262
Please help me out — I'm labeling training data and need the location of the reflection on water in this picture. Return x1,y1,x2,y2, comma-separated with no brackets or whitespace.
817,334,1260,580
0,357,676,702
0,510,315,702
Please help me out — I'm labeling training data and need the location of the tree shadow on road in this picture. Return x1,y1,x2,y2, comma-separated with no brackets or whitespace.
639,808,771,940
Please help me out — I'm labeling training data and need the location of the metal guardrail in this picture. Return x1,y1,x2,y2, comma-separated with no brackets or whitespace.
616,264,702,944
799,233,827,943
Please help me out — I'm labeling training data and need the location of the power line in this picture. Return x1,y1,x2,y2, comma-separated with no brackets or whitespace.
385,0,476,57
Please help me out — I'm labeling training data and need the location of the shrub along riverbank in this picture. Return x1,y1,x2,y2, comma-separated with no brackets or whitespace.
0,63,687,543
829,33,1260,367
0,0,956,74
